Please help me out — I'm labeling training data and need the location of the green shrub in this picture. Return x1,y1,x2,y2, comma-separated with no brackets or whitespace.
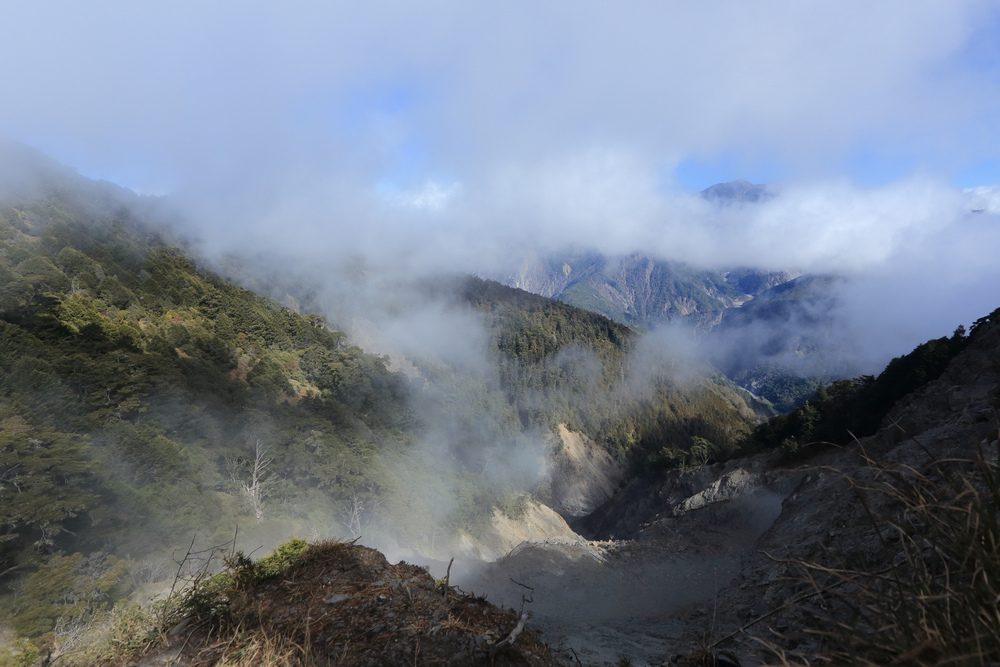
8,552,129,639
246,537,309,580
0,638,40,667
177,537,311,624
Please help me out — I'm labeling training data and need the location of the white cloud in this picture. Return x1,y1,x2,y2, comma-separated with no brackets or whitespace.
965,185,1000,214
3,0,1000,370
384,180,462,211
2,1,998,191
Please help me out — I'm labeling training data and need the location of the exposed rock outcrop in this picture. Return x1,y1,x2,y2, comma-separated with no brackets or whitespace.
545,424,623,519
580,451,800,541
453,500,585,563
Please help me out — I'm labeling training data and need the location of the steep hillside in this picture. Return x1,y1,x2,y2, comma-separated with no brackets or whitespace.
683,306,1000,664
582,311,983,544
450,306,1000,666
739,320,972,456
0,146,762,648
557,306,1000,665
0,175,431,639
453,276,762,468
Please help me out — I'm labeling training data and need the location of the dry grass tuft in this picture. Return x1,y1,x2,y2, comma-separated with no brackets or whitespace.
780,437,1000,665
49,537,561,666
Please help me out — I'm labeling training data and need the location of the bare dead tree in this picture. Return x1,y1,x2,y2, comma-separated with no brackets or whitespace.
0,462,22,493
489,578,534,661
340,488,382,538
244,439,272,522
229,439,273,522
341,492,365,538
51,612,96,662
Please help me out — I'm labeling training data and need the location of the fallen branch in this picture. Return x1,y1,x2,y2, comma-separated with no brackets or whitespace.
490,611,530,661
443,557,454,600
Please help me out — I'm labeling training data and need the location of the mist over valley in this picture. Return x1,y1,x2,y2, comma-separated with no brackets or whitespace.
3,3,1000,664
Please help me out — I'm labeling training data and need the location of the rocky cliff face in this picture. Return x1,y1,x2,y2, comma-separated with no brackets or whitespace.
544,424,623,519
479,250,797,330
436,424,621,563
487,250,604,299
452,500,583,562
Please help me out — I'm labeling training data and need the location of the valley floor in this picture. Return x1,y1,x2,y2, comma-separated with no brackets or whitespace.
443,314,1000,666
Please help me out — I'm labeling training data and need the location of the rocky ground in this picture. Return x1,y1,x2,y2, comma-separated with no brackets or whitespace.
459,460,795,665
132,541,562,667
457,317,1000,665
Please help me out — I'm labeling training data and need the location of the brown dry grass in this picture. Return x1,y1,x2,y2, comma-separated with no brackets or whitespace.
59,538,562,667
769,437,1000,666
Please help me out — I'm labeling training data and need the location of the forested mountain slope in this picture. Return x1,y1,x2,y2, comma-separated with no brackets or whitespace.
0,187,424,636
452,276,762,466
0,146,760,644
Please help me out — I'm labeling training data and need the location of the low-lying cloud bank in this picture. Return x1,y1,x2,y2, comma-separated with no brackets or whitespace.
179,161,1000,379
4,1,998,380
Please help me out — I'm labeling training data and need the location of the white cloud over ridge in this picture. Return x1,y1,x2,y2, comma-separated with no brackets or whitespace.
3,0,1000,367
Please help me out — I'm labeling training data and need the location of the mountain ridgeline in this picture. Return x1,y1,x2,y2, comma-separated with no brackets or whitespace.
477,180,789,332
0,147,761,641
480,250,798,332
740,318,983,457
477,181,867,411
478,248,844,410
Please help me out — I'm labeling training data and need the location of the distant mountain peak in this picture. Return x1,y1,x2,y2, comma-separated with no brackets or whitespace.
701,179,771,204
